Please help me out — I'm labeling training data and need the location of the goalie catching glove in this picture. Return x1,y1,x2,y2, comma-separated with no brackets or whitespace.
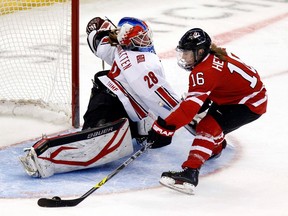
86,16,119,52
86,17,112,34
147,117,176,149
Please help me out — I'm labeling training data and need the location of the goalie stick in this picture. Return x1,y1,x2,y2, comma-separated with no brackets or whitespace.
37,141,153,207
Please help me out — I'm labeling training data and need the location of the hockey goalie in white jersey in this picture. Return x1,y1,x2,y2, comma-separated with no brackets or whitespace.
20,16,181,178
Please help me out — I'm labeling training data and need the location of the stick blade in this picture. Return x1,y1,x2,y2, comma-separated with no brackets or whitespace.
38,197,83,207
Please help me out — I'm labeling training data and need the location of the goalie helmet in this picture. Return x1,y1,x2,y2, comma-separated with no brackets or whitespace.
117,17,155,53
176,28,211,70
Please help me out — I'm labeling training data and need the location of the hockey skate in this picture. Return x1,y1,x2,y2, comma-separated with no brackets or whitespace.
159,168,199,195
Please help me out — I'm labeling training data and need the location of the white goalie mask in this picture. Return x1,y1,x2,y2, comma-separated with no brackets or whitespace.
116,17,155,53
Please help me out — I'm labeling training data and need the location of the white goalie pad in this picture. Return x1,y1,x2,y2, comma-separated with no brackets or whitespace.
19,118,133,178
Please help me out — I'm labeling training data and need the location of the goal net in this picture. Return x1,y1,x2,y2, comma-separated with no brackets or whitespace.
0,0,79,127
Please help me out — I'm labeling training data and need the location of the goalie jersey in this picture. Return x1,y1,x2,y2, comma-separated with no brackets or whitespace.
87,31,180,121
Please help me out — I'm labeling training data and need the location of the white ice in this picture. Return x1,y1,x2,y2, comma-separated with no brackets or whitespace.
1,0,288,215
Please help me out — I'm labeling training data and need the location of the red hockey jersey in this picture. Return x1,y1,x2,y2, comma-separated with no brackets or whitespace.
165,51,267,129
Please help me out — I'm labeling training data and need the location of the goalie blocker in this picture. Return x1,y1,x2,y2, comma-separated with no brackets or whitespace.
20,118,133,178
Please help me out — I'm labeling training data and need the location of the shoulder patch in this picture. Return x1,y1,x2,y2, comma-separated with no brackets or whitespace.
136,54,145,63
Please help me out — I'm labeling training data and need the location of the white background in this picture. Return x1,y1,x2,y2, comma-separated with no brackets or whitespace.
1,0,288,215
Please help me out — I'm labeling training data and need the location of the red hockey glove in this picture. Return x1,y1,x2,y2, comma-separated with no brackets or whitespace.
147,117,176,149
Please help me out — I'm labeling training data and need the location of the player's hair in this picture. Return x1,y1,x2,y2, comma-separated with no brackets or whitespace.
108,29,119,46
210,43,227,61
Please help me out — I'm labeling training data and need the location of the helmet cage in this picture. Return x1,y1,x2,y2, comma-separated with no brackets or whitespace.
176,48,196,71
130,27,153,48
117,17,153,51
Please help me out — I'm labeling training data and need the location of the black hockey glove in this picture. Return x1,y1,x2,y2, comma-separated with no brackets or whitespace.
147,117,176,149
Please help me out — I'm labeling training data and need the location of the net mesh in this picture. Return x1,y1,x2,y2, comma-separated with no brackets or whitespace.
0,0,73,124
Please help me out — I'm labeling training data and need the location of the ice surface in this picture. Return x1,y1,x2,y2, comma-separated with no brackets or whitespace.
1,0,288,215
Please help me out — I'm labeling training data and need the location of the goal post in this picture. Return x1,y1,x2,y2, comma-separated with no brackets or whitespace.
71,0,80,128
0,0,80,128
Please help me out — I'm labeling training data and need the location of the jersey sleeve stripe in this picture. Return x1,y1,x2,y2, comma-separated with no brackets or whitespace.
155,87,179,109
185,96,204,107
186,91,211,97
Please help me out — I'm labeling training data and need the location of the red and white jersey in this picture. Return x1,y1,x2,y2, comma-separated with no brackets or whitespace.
165,51,268,129
88,33,180,121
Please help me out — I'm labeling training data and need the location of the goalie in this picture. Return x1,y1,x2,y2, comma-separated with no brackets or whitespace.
20,16,182,178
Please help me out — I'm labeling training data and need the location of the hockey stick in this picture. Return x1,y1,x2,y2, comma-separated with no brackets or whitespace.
37,141,153,207
100,17,116,75
105,16,117,28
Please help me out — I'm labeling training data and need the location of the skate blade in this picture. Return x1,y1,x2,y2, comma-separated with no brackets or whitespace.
159,176,195,195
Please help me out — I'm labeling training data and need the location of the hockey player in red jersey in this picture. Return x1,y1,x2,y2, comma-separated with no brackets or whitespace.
147,28,268,194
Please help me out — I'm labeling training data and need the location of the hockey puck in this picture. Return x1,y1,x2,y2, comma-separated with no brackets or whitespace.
52,196,61,201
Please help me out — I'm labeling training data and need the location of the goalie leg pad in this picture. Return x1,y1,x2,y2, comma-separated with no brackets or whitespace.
20,148,39,177
20,118,133,178
19,147,54,178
